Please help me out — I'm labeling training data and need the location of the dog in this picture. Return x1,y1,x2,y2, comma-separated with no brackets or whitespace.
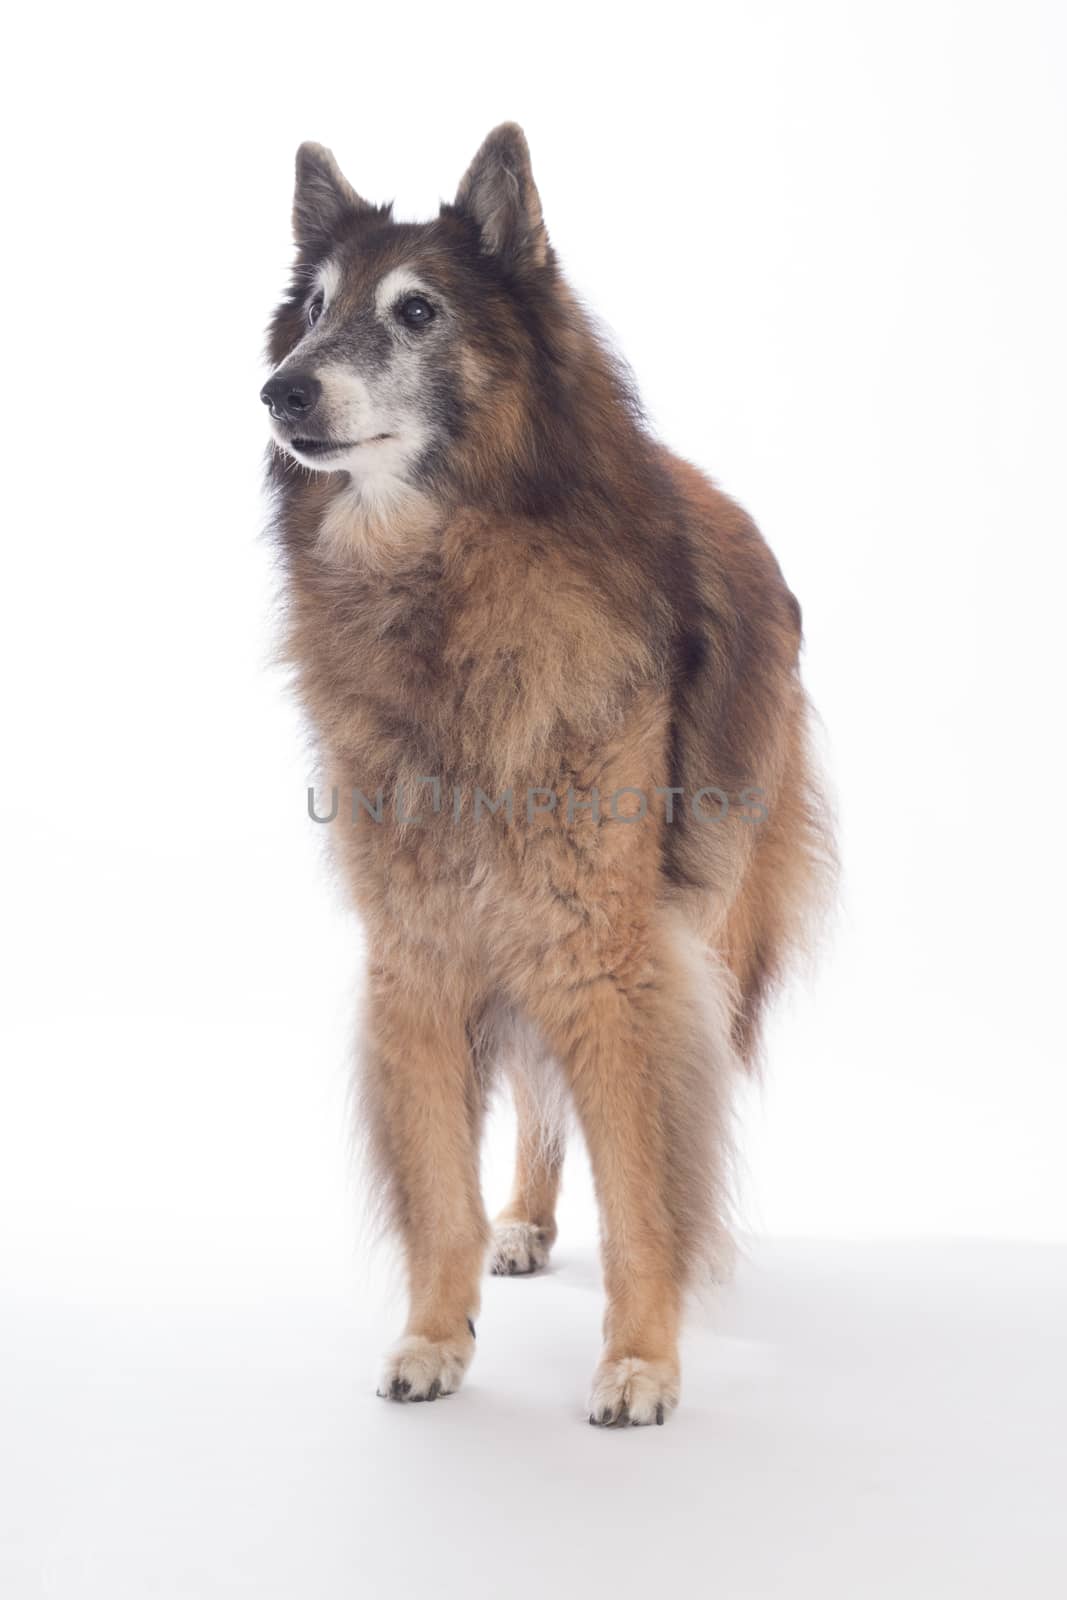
262,124,832,1425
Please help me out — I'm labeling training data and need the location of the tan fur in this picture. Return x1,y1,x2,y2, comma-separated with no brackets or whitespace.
267,126,834,1424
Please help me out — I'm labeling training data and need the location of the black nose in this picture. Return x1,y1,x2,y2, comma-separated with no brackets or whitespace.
260,372,322,423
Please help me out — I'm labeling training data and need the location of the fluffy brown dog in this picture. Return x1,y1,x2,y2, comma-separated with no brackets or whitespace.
263,124,832,1425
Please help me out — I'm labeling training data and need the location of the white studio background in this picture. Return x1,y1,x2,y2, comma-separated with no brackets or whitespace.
0,4,1065,1594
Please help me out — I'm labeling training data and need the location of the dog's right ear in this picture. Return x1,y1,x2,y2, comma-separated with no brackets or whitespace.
293,143,370,252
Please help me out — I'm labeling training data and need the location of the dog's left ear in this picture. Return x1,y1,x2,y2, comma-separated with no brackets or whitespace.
293,143,371,253
454,123,547,273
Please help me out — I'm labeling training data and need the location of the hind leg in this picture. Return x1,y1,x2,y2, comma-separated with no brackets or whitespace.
491,1067,565,1275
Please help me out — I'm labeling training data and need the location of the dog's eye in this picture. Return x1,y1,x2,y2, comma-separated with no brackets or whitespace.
308,293,325,328
397,295,435,329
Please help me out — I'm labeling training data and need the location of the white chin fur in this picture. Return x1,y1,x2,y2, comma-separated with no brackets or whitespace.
278,434,414,478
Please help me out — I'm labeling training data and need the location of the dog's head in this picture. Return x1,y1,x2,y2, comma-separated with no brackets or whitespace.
263,125,555,499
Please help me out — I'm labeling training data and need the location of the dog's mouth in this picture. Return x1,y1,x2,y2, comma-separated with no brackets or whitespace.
288,434,394,458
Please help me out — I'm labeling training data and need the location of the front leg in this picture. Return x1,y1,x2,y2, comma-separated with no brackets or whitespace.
361,959,490,1402
565,970,684,1427
518,906,735,1426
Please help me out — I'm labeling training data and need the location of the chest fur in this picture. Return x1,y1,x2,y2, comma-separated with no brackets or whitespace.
290,513,657,794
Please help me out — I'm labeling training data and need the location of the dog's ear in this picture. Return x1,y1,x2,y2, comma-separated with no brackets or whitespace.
293,143,369,252
454,123,547,273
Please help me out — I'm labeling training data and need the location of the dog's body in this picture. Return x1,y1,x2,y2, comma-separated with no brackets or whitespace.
264,126,832,1424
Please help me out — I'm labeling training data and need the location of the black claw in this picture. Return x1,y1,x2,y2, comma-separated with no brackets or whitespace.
600,1407,612,1424
656,1403,665,1425
467,1317,476,1340
427,1379,441,1401
410,1393,424,1402
588,1414,597,1425
507,1258,517,1274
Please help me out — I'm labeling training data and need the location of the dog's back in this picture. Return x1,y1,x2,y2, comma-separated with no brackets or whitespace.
659,451,833,1063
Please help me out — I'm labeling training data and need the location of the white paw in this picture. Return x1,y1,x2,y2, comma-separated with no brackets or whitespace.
490,1220,553,1276
377,1330,474,1403
588,1357,679,1427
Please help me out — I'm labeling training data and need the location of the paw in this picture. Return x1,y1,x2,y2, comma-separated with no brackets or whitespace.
490,1220,553,1276
376,1330,473,1403
587,1357,679,1427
